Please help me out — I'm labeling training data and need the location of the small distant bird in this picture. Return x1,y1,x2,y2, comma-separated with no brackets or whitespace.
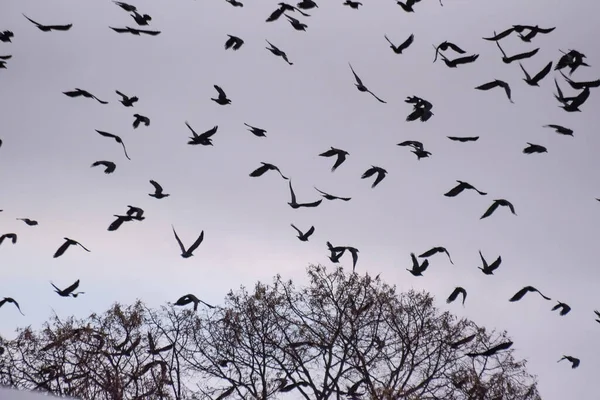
51,279,84,297
173,294,215,311
132,114,150,128
225,35,244,50
361,166,387,188
291,224,315,241
91,161,116,174
509,286,551,302
433,41,466,63
95,130,131,160
405,96,434,122
297,0,318,9
480,199,516,219
225,0,244,6
0,233,17,246
244,123,267,137
495,39,539,64
543,124,573,136
517,25,556,42
285,15,307,31
63,89,108,104
249,162,288,180
478,251,501,275
0,297,24,315
466,341,513,357
551,301,571,316
475,80,513,103
130,11,152,26
559,71,600,90
115,90,138,107
327,241,346,263
396,0,417,12
523,143,547,154
186,122,218,146
384,33,414,54
17,218,38,226
148,180,170,199
23,14,72,31
288,181,322,209
446,287,467,305
558,356,580,369
519,61,552,86
314,187,351,201
53,238,91,258
343,1,362,8
0,31,14,42
211,85,231,105
172,226,204,258
319,147,349,172
113,1,137,12
349,63,386,103
444,180,487,197
110,26,161,36
419,247,453,264
407,253,429,276
447,136,479,142
266,40,294,65
438,53,480,68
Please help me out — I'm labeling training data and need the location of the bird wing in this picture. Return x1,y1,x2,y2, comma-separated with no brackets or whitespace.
348,63,363,86
509,287,529,302
22,14,42,27
53,241,70,258
532,61,553,82
76,241,91,252
483,27,514,41
518,63,531,81
399,34,414,50
249,164,269,177
447,42,466,53
480,201,500,219
185,121,198,137
149,180,163,193
367,90,387,103
95,129,118,139
372,170,386,187
64,279,81,294
331,153,346,171
138,28,161,35
187,231,205,254
475,81,500,91
47,24,72,31
172,226,187,254
290,224,302,235
201,126,218,139
444,182,465,197
288,181,297,203
110,27,130,33
446,288,459,303
384,34,395,48
361,168,376,179
419,248,438,258
305,226,315,236
214,85,226,97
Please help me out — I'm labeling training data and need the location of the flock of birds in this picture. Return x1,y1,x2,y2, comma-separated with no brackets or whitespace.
1,0,599,382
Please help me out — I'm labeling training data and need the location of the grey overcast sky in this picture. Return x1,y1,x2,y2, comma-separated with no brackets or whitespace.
1,0,599,398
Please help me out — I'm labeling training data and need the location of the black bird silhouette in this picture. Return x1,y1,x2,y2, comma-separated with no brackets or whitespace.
558,356,580,369
480,199,516,219
543,124,573,136
495,39,539,64
343,0,362,8
396,0,416,12
172,226,204,258
326,241,346,263
186,122,218,146
17,218,38,226
466,341,513,357
397,140,424,150
51,279,84,297
555,49,589,75
149,180,170,199
0,297,24,315
449,334,476,349
291,224,315,241
63,89,108,104
95,130,131,160
288,181,322,209
0,55,11,60
147,332,174,355
249,163,288,179
523,143,547,154
447,287,467,305
447,136,479,142
23,14,72,31
519,61,552,86
361,166,387,188
384,33,414,54
438,53,479,68
115,90,138,107
126,206,145,220
314,187,351,201
343,246,360,271
516,25,555,42
482,27,517,41
0,31,14,42
419,247,454,264
405,96,434,122
225,35,244,50
133,114,150,128
173,294,215,311
114,1,137,11
53,238,91,258
433,41,466,62
561,86,590,112
0,233,17,246
297,0,318,9
131,11,152,26
91,161,116,174
475,80,513,103
244,123,267,137
551,301,571,316
407,253,429,276
108,215,134,232
110,26,161,36
319,147,349,172
509,286,551,302
285,15,307,31
559,71,600,90
349,63,386,103
225,0,244,6
211,85,231,105
444,180,487,197
266,3,309,22
266,40,294,65
478,251,501,275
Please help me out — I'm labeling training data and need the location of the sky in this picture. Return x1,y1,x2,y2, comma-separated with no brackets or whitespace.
0,0,599,398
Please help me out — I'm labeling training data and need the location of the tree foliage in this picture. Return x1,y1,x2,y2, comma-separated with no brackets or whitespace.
0,265,541,400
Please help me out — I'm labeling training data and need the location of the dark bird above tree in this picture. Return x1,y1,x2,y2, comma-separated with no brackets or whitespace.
0,297,24,315
149,180,170,199
225,34,244,50
132,114,150,128
115,90,138,107
244,123,266,137
0,31,14,42
285,14,307,31
91,161,116,174
17,218,38,226
407,253,429,276
0,233,17,246
438,53,479,68
475,80,514,103
519,61,552,86
63,89,108,104
110,26,161,36
543,124,573,136
291,224,315,241
509,286,551,302
131,11,152,26
349,63,386,103
480,199,516,219
173,294,215,311
447,136,479,142
297,0,318,9
559,70,600,90
314,187,351,201
478,250,501,275
361,166,387,188
288,181,322,209
551,301,571,316
433,41,466,63
95,130,131,160
384,33,414,54
266,40,294,65
466,341,513,357
22,14,72,31
343,0,362,8
53,238,91,258
211,85,231,105
523,143,547,154
51,279,84,297
186,122,218,146
172,226,204,258
449,334,476,349
419,246,454,264
495,39,539,64
319,147,349,172
447,287,467,305
326,241,346,263
558,355,580,369
113,1,137,12
249,162,288,180
444,180,487,197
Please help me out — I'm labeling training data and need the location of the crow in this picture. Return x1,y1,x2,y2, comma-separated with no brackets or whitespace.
319,147,349,171
225,35,244,50
444,180,487,197
478,251,501,275
349,63,386,103
244,123,267,137
115,90,138,107
543,124,573,136
291,224,315,241
17,218,38,226
519,61,552,86
384,33,414,54
249,163,288,179
95,130,131,160
509,286,551,302
173,294,215,311
172,226,204,258
433,41,466,63
407,253,429,276
0,233,17,246
186,122,218,146
51,279,84,297
447,136,479,142
475,80,514,103
133,114,150,128
523,143,547,154
53,238,91,258
148,180,170,199
63,89,108,104
466,341,513,357
480,199,516,219
343,1,362,8
495,39,539,64
110,26,161,36
551,301,571,316
23,14,72,31
558,356,580,369
288,181,322,208
361,166,387,188
419,246,454,264
91,161,116,174
266,40,294,65
314,187,351,201
447,287,467,305
0,297,24,315
211,85,231,105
